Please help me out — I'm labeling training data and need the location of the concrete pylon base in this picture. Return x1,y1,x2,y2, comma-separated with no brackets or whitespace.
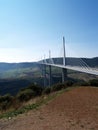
62,68,67,83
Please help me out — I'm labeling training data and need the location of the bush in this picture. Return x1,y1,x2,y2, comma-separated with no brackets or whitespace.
51,83,64,92
80,81,89,86
73,80,89,86
28,84,44,96
64,80,74,87
43,87,51,95
51,80,74,92
89,79,98,87
0,94,13,111
0,94,13,103
17,89,35,102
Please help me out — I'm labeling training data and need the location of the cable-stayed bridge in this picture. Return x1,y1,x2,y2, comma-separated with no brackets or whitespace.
39,62,98,76
38,37,98,86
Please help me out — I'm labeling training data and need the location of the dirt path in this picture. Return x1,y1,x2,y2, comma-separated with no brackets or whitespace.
0,87,98,130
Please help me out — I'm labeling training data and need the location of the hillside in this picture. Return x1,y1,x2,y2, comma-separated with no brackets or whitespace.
0,87,98,130
0,62,37,72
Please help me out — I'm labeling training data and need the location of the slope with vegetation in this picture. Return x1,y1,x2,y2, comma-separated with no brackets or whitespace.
0,84,98,130
0,79,98,119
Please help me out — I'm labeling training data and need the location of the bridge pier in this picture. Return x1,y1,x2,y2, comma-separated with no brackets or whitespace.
43,64,46,87
49,65,52,87
62,68,67,83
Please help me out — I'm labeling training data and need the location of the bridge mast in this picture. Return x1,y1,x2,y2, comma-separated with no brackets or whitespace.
63,36,66,66
62,36,67,82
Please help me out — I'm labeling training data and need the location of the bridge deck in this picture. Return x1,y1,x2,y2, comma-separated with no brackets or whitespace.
39,62,98,76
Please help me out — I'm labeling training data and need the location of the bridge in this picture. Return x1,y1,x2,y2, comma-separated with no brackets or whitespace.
38,37,98,86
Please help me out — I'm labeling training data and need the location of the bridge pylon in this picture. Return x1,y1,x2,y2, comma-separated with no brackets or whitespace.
62,36,67,83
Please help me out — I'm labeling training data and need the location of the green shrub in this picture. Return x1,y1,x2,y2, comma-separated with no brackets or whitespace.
51,83,64,92
0,94,13,111
80,81,89,86
0,94,13,103
64,80,74,87
28,84,43,96
89,79,98,87
51,80,74,92
17,89,35,102
43,87,51,95
73,80,89,86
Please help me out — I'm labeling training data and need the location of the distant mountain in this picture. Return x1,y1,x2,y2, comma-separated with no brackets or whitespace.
0,62,38,72
84,57,98,67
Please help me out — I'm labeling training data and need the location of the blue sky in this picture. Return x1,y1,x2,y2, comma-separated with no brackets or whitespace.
0,0,98,62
